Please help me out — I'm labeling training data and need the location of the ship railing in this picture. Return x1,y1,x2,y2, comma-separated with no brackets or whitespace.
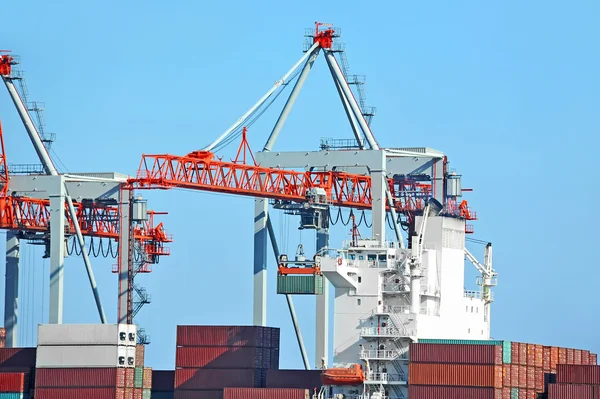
365,372,405,383
361,327,401,337
360,349,401,360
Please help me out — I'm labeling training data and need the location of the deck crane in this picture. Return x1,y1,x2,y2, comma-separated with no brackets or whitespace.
129,22,477,369
464,243,497,327
0,52,171,344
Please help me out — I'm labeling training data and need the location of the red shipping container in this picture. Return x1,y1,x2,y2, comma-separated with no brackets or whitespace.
176,347,271,369
547,383,597,399
543,346,551,371
408,363,503,388
135,345,145,367
502,364,511,387
511,342,520,365
409,343,502,365
152,370,174,391
408,385,502,399
583,351,591,365
567,348,574,364
143,367,152,389
525,366,535,389
125,368,135,388
559,348,567,365
592,353,598,365
519,389,526,399
556,364,600,384
535,367,543,391
526,389,537,399
134,388,142,399
35,387,125,399
0,372,26,392
534,345,543,368
519,343,527,366
176,326,278,348
35,368,126,388
518,365,527,388
510,365,519,388
265,369,321,390
174,390,223,399
502,387,511,399
550,347,559,371
224,388,310,399
0,348,36,367
175,369,261,390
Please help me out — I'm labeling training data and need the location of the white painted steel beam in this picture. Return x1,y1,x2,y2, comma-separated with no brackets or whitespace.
316,228,329,368
48,180,65,324
264,47,321,152
253,198,268,326
4,232,19,347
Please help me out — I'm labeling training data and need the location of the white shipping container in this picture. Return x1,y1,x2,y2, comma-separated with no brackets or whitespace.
36,345,135,368
37,324,137,346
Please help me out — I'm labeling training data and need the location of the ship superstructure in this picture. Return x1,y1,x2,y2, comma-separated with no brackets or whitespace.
318,206,494,398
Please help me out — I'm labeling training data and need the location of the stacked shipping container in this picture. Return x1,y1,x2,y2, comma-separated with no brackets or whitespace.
174,326,280,399
265,369,322,391
34,324,144,399
0,348,36,398
223,387,310,399
541,364,600,399
409,339,598,399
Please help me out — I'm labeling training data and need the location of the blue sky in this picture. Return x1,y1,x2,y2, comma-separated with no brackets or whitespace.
0,0,598,369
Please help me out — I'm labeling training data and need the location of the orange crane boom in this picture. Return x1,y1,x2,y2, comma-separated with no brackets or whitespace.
130,133,434,214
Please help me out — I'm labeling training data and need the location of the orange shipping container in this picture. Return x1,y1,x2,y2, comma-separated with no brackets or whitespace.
408,363,503,389
591,353,598,365
526,366,535,389
519,344,527,366
526,344,535,366
534,345,543,368
559,348,567,365
543,346,551,372
550,347,559,372
502,364,511,387
582,351,590,365
567,348,574,364
518,365,526,388
534,367,543,391
574,349,582,365
510,365,519,388
511,342,519,365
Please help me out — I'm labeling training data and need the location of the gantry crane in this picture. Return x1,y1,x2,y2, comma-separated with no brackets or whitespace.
0,52,171,346
126,22,478,368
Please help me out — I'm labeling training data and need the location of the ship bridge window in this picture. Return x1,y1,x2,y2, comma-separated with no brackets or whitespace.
359,255,364,260
367,254,377,261
349,254,356,260
378,254,386,262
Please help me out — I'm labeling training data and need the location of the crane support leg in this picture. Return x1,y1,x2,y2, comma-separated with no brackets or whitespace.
315,227,329,368
325,59,363,146
253,198,268,326
266,215,311,370
117,189,132,324
264,47,321,151
48,181,65,324
323,51,379,150
4,232,19,347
